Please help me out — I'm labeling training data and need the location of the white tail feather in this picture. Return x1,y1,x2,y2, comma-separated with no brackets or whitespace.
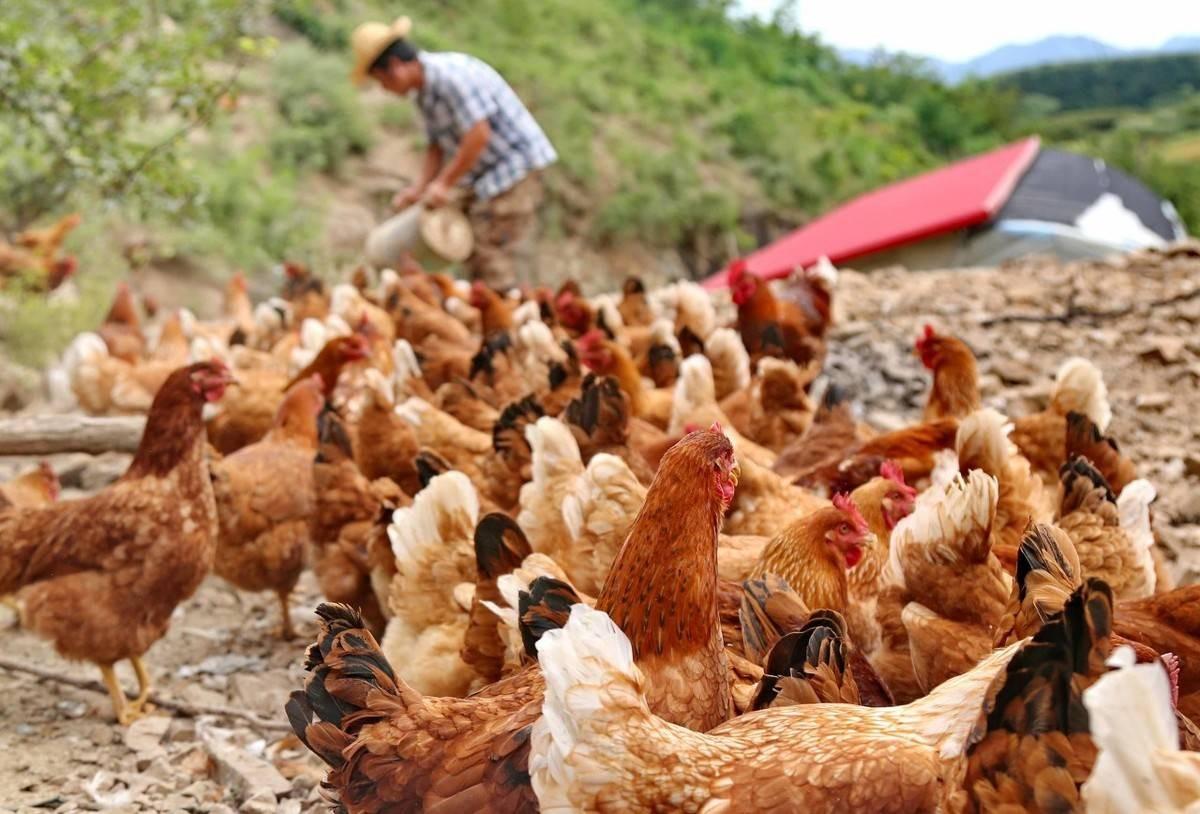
887,470,999,589
956,408,1016,474
1118,479,1158,598
1053,357,1112,432
531,605,645,810
1082,646,1191,813
669,354,716,435
387,471,480,567
671,281,717,340
704,328,750,399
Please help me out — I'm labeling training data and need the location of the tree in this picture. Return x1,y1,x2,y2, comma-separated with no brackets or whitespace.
0,1,267,232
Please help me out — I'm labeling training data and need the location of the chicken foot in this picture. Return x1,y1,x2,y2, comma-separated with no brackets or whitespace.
99,663,142,726
98,657,154,725
128,655,154,717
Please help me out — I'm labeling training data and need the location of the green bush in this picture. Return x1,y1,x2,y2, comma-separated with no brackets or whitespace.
176,141,323,272
268,41,374,175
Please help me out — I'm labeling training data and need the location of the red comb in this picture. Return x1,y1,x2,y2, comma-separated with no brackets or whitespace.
708,421,724,435
832,493,869,534
727,258,747,283
1163,652,1181,707
922,324,935,341
881,461,905,485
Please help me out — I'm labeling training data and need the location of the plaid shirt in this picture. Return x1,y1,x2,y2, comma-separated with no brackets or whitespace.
416,52,557,200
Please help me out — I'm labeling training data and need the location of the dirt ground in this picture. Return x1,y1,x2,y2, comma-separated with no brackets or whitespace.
1,245,1198,813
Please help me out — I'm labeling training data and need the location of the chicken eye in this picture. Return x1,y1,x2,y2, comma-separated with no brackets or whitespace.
839,523,850,534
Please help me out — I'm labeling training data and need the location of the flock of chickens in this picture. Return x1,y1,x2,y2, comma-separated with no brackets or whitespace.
3,256,1200,812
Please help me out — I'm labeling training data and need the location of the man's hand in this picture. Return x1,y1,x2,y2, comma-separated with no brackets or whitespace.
391,185,425,212
422,179,453,209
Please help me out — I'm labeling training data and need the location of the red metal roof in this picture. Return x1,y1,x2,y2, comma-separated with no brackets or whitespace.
705,136,1041,289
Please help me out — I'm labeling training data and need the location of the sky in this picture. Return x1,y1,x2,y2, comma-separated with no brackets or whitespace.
736,0,1193,62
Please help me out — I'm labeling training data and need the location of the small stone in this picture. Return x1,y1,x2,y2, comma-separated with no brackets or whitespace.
278,800,302,814
201,727,292,801
988,357,1035,385
229,672,294,719
1140,336,1187,364
239,790,279,814
1135,392,1171,411
53,698,89,720
124,713,171,758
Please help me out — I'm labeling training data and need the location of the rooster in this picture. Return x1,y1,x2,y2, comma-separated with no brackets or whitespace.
0,361,232,724
728,259,826,367
288,427,741,811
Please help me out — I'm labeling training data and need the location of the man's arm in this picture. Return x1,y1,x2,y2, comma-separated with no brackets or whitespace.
424,119,491,207
392,143,444,210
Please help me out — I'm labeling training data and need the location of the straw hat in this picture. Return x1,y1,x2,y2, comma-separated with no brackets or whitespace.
349,16,413,86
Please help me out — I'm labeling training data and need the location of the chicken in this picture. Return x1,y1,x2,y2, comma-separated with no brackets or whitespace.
915,323,980,421
745,493,873,615
379,471,481,698
15,212,82,261
889,470,1012,694
963,578,1114,812
0,212,81,291
1010,356,1112,484
616,277,655,329
308,408,406,637
996,523,1200,727
353,369,421,496
530,602,1023,813
956,408,1055,568
461,513,533,687
96,281,146,363
470,280,516,337
561,373,662,485
577,329,673,428
434,378,499,434
723,452,827,537
844,462,917,654
723,357,817,453
668,353,777,467
727,259,825,366
1082,646,1200,814
751,610,869,709
0,361,232,724
288,427,741,811
1057,456,1156,600
517,417,646,595
1065,410,1138,495
0,462,60,509
395,396,492,488
704,326,751,402
207,334,368,454
210,375,324,640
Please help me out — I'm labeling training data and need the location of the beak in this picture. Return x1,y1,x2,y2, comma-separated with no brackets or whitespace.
729,459,741,487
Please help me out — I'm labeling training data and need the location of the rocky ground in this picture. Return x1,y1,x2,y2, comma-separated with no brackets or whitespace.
0,245,1198,813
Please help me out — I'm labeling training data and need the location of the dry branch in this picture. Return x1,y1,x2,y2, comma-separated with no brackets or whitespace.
0,415,145,456
0,657,290,732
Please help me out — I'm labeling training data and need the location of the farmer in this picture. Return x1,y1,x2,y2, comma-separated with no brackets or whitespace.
351,17,557,288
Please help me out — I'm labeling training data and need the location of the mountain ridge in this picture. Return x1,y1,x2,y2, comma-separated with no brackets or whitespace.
839,34,1200,83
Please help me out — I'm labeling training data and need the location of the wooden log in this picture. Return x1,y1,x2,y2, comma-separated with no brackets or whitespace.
0,414,145,456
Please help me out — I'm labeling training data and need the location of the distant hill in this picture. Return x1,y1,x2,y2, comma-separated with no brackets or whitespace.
840,34,1200,83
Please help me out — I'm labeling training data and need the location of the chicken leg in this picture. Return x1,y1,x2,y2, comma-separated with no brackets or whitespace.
276,589,295,641
99,663,141,726
127,655,154,717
